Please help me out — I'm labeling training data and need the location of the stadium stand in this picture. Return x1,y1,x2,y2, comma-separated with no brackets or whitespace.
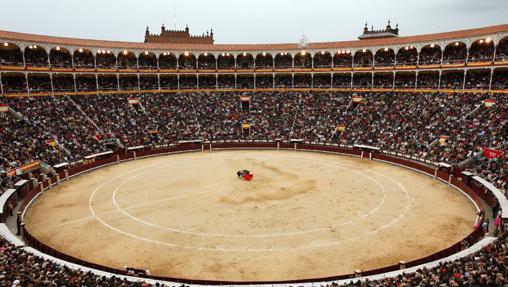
0,23,507,286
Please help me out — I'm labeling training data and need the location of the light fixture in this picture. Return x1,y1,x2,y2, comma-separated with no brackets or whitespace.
204,52,208,56
362,49,366,53
56,46,60,51
144,51,149,55
3,42,8,47
455,42,459,46
301,51,306,55
485,38,492,43
405,46,409,51
262,52,266,56
243,52,247,56
106,50,110,54
321,50,325,55
346,50,350,54
430,44,435,48
184,51,189,56
384,47,388,52
78,48,83,53
479,39,484,44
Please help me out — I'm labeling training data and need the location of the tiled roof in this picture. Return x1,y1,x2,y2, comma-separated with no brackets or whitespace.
0,24,507,52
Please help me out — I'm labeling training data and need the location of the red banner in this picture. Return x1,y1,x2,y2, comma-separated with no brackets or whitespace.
483,147,503,159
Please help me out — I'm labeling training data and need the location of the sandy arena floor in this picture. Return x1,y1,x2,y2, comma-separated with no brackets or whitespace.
25,150,476,282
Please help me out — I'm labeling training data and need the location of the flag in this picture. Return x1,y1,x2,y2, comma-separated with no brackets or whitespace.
243,173,253,181
484,99,495,108
46,138,57,147
483,147,503,159
242,123,250,129
438,136,449,146
352,96,363,103
336,124,346,132
128,98,139,104
0,104,8,113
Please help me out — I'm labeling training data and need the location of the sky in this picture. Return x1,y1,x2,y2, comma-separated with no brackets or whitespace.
0,0,507,44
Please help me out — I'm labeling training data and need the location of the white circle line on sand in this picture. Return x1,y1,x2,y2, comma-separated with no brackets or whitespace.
108,154,388,237
84,153,411,252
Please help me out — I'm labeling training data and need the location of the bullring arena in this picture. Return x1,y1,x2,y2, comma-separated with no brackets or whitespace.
0,3,507,286
24,149,475,282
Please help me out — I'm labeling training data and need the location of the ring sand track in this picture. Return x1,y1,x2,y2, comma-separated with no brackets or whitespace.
24,150,476,282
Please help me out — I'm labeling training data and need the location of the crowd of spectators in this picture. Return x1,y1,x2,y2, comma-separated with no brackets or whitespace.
3,70,508,92
0,89,508,286
0,91,506,197
0,228,506,286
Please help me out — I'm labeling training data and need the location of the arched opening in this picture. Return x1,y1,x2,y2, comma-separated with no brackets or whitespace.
274,52,292,69
97,74,118,91
73,48,94,68
140,74,159,90
49,46,72,68
255,74,273,88
373,72,393,88
396,46,417,66
440,70,464,89
395,72,416,88
313,73,332,88
52,73,74,92
27,73,51,92
198,53,216,70
178,53,197,70
24,45,48,67
419,44,442,65
75,74,97,91
1,72,27,93
465,69,490,89
352,72,372,88
332,73,351,88
333,51,352,68
179,74,197,89
417,71,439,89
491,68,508,89
0,43,23,66
138,51,157,70
198,74,216,89
468,38,495,62
159,74,178,89
159,53,177,70
495,37,508,62
217,53,235,70
218,74,235,88
255,53,273,69
443,42,467,64
294,51,312,69
96,50,116,69
275,73,292,88
374,48,395,67
313,51,332,68
294,73,311,87
236,53,254,69
237,74,254,88
353,49,373,68
118,51,137,69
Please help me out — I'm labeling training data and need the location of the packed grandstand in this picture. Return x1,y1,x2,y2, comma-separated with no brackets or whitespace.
0,22,507,287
